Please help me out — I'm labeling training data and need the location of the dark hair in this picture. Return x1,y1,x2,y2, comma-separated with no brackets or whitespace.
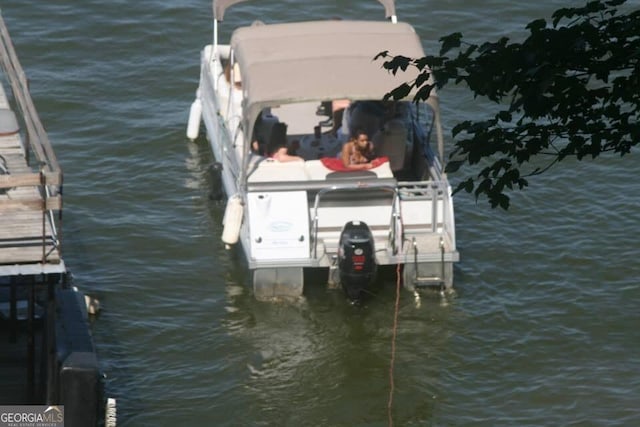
267,122,288,155
354,128,368,139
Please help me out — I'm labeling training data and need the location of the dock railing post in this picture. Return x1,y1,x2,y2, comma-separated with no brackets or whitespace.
40,170,46,263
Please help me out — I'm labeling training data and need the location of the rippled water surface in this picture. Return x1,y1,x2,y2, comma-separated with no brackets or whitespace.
2,1,639,425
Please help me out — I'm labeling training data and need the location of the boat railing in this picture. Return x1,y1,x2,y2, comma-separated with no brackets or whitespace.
310,182,401,259
247,177,454,260
247,177,398,193
397,179,455,246
0,12,63,263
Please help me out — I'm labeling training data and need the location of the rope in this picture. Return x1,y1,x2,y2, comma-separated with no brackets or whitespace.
387,263,402,427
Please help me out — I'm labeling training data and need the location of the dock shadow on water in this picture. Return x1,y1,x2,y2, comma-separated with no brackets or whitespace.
216,257,461,426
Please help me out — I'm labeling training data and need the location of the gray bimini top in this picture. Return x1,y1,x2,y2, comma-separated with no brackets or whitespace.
230,20,432,129
214,0,397,21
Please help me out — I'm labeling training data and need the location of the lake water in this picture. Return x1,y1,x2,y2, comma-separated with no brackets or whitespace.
1,0,639,425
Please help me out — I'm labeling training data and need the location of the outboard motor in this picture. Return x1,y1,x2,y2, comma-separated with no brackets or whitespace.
338,221,377,302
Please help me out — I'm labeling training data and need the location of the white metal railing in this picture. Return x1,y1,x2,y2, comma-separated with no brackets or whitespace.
397,179,454,243
310,182,400,259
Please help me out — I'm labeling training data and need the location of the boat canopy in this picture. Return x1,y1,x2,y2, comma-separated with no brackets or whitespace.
231,20,431,129
213,0,397,21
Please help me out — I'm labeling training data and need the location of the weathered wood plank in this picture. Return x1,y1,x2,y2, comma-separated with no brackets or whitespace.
0,244,61,264
0,134,23,151
0,231,56,240
0,172,42,188
0,195,61,210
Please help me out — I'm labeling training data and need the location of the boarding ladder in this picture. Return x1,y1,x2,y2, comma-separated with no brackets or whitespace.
397,181,451,291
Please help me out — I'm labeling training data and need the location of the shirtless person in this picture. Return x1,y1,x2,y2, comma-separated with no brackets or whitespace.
340,129,375,170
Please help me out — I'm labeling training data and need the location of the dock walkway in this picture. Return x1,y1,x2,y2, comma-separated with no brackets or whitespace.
0,84,64,275
0,24,64,277
0,11,66,405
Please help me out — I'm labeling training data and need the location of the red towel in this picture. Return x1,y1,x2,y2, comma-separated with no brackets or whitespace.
320,156,388,172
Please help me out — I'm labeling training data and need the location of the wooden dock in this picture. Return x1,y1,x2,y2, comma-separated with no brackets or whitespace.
0,107,64,273
0,11,67,406
0,18,64,277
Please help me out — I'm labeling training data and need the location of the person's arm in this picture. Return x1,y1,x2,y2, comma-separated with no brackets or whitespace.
348,162,373,170
279,153,304,162
273,147,303,162
340,142,352,167
341,144,372,169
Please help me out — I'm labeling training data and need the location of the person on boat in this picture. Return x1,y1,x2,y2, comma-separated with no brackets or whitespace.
330,99,351,136
266,122,303,162
340,129,376,170
251,140,266,156
223,62,242,90
269,146,304,162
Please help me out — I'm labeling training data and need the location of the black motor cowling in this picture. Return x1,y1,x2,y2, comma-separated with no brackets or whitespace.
338,221,377,301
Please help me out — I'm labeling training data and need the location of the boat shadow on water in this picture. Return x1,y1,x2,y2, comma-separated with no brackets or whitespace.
216,252,460,425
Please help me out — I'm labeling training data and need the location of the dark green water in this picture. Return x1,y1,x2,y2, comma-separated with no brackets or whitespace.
1,1,639,425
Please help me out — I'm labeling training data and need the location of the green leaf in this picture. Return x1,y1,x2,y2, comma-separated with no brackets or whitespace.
526,18,547,32
415,71,431,88
388,83,412,100
497,194,510,210
373,50,389,61
452,178,474,196
415,84,434,102
497,110,513,123
381,55,411,74
439,32,463,56
445,160,464,173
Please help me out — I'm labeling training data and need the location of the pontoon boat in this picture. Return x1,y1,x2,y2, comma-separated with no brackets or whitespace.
187,0,459,301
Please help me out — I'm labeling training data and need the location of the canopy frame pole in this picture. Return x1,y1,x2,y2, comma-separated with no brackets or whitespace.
212,20,219,89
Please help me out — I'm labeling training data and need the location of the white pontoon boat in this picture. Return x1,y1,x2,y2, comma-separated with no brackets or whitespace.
187,0,459,301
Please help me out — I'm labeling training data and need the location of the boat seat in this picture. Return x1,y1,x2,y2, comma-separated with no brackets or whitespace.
252,111,279,152
348,105,381,140
247,158,307,182
265,122,288,156
372,119,407,171
326,170,376,180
